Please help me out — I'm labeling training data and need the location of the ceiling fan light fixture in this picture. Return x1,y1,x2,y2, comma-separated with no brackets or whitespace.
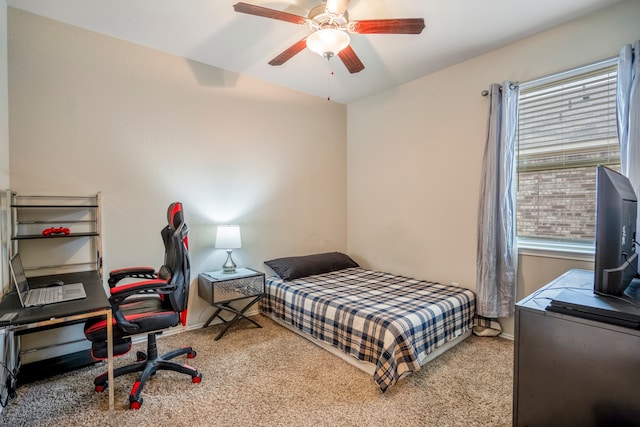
306,28,350,60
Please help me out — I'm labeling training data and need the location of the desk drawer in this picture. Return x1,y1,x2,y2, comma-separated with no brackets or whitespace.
198,272,265,304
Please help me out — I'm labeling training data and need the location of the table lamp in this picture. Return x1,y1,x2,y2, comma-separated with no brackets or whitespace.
215,225,242,273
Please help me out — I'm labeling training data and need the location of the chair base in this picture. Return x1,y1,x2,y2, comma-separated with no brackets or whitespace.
93,332,202,409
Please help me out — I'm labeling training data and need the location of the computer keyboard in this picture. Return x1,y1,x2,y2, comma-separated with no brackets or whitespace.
36,286,63,305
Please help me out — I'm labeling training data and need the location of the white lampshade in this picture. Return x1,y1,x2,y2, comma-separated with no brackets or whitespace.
215,225,241,249
306,29,350,59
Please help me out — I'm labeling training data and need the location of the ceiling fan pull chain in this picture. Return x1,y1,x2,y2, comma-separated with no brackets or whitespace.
327,69,334,101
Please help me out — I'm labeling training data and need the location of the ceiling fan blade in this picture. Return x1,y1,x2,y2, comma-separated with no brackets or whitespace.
338,45,365,73
268,38,308,66
233,2,307,25
351,18,425,34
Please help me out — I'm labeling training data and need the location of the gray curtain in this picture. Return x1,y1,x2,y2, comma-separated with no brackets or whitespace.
617,41,640,213
476,82,519,319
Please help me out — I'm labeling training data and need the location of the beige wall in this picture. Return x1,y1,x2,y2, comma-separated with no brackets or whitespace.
0,0,9,408
347,0,640,337
0,1,7,189
1,1,8,294
7,8,347,327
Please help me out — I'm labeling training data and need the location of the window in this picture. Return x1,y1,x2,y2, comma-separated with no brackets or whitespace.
516,59,619,253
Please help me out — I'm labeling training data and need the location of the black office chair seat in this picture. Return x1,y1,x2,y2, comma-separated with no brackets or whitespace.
84,296,180,358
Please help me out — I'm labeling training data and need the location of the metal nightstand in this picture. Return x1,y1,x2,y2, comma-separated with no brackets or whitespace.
198,268,265,340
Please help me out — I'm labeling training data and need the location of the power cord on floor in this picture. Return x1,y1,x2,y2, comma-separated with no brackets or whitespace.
0,361,18,407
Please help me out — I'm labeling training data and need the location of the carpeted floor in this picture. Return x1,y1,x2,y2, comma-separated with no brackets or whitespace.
1,316,514,427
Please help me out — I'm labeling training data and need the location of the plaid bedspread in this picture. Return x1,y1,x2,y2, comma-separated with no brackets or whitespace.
261,267,475,391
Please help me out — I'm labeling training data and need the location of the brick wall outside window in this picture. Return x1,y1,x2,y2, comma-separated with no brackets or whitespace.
516,164,620,242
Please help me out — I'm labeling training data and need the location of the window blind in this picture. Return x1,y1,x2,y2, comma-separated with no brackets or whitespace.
517,64,618,172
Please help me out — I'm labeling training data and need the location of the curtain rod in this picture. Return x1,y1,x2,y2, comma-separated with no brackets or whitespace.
480,49,628,97
479,41,640,97
481,83,518,97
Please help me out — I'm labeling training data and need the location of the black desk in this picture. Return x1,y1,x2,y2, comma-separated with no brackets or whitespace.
0,270,115,417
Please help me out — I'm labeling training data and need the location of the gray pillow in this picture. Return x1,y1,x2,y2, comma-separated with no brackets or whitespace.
264,252,359,280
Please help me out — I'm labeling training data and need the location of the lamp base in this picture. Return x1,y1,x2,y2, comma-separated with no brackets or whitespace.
222,249,237,274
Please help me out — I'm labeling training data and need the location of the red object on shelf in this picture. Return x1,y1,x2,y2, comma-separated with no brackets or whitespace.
42,227,71,236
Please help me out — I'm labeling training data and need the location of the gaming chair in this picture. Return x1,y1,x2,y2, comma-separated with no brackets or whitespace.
84,202,202,409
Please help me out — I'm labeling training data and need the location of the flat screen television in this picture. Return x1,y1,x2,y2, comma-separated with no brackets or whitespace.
593,165,639,296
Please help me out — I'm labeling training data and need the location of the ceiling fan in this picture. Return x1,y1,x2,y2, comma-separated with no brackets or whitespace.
233,0,425,73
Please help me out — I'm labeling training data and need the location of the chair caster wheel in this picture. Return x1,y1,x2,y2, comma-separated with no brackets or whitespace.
130,397,143,410
95,382,108,393
192,372,203,383
136,351,147,362
187,350,197,359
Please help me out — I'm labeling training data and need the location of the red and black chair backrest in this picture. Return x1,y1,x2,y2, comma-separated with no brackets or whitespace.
160,202,190,325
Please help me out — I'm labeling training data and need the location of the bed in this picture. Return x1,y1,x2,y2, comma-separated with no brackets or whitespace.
261,252,476,392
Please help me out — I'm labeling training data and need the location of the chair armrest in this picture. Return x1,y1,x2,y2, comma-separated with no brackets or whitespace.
108,266,157,287
109,279,178,334
109,279,177,304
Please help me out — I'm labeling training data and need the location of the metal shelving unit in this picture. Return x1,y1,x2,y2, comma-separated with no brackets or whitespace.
8,192,102,277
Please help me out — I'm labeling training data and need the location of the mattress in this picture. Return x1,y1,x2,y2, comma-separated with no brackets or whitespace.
261,267,476,391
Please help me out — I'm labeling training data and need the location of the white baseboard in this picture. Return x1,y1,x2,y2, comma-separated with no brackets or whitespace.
132,306,261,343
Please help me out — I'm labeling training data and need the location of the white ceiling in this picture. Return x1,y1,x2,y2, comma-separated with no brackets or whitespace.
6,0,624,104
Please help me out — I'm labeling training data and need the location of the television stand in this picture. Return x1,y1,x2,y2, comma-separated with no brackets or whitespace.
513,269,640,426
